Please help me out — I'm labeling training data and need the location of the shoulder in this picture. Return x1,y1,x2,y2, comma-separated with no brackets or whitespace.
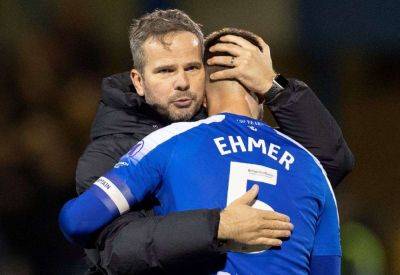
139,115,226,151
273,129,335,199
127,115,226,163
150,114,226,139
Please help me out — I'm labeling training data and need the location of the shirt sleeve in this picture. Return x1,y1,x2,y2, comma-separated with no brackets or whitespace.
310,255,341,275
71,133,223,273
311,178,341,257
59,136,177,247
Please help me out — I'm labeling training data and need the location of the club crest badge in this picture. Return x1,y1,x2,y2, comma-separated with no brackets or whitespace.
128,140,144,157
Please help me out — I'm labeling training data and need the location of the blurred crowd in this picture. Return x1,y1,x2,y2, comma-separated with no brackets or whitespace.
0,1,399,274
0,1,137,273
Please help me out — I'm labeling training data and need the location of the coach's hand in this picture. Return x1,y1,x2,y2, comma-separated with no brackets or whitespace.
207,35,276,95
218,185,293,250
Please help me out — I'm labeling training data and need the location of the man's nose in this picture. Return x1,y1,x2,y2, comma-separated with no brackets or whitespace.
174,70,190,91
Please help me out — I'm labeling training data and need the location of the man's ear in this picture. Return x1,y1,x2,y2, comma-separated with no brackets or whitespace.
130,69,145,96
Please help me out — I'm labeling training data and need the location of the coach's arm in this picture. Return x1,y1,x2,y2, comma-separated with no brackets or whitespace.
266,79,355,187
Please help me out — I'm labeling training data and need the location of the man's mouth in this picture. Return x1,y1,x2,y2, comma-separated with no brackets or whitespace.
172,97,193,108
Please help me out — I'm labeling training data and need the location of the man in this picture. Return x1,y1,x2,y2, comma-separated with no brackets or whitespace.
61,28,341,274
74,9,353,274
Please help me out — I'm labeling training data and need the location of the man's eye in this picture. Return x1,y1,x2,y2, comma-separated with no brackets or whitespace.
186,66,199,71
158,68,173,74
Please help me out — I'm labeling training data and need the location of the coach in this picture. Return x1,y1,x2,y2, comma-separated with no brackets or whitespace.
74,9,354,275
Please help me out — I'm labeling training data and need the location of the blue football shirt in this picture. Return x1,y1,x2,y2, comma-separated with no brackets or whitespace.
91,113,341,274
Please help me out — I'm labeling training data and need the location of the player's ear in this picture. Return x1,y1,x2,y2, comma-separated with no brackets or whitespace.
131,69,145,96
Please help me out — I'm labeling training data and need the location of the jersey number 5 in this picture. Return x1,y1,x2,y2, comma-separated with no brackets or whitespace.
226,161,277,211
226,161,278,253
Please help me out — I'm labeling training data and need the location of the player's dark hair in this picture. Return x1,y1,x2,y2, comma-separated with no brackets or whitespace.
129,9,204,72
204,28,263,76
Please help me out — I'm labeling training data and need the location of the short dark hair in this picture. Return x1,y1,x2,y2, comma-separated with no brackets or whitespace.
204,28,263,75
129,9,204,72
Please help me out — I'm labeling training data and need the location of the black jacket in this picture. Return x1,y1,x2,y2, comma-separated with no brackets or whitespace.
75,72,354,274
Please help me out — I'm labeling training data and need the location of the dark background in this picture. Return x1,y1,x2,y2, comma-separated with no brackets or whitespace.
1,1,399,274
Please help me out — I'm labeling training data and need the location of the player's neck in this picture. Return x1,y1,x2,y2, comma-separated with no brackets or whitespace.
208,98,254,118
206,81,257,119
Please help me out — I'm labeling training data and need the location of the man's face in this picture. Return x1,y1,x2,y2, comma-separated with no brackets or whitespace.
132,31,205,122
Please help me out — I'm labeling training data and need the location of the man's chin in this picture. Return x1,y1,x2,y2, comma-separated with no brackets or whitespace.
168,105,199,122
169,109,195,122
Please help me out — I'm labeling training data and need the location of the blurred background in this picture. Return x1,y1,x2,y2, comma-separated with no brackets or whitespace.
0,0,399,274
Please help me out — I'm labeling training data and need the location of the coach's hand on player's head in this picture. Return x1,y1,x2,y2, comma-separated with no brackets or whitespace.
207,35,276,95
218,184,293,250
